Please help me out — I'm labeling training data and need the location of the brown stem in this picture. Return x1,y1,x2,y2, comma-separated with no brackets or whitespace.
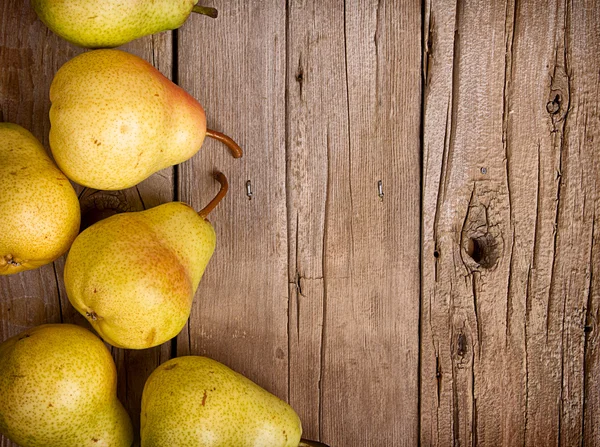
198,172,228,219
206,129,243,159
192,5,218,18
299,441,330,447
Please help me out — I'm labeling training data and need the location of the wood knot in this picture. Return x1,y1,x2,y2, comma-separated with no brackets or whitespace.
456,333,468,357
465,234,499,269
460,184,505,271
546,94,561,115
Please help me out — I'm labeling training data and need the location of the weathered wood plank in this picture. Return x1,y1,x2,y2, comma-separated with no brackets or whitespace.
421,0,600,445
505,1,595,444
286,1,349,441
566,1,600,444
176,0,289,404
298,1,421,445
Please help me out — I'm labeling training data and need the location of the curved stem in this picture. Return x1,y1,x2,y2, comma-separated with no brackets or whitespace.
198,172,228,219
192,5,218,18
206,128,244,159
299,441,330,447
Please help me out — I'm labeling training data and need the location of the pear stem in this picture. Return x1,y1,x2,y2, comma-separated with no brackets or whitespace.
206,128,244,159
299,440,330,447
198,172,228,219
192,5,218,18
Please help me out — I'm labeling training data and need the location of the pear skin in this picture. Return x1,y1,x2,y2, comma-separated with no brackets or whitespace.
64,202,215,349
49,49,209,190
31,0,217,48
0,324,133,447
141,356,302,447
0,123,80,275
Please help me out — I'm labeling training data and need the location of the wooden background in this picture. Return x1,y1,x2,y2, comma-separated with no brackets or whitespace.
0,0,598,445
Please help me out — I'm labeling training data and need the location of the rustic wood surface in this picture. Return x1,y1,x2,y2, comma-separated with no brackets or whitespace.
421,0,600,445
0,1,598,446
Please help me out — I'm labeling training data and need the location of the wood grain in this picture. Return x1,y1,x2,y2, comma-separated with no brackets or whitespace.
286,1,349,441
306,1,421,445
421,0,600,445
566,1,600,443
179,1,422,445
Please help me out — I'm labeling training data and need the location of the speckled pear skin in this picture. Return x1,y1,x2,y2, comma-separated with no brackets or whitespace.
0,123,80,275
64,202,216,349
141,356,303,447
0,324,133,447
31,0,198,48
49,49,207,190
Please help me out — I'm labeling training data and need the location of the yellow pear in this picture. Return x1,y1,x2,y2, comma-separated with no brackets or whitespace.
141,356,303,447
0,324,133,447
49,49,242,190
31,0,218,48
64,173,229,350
0,123,80,275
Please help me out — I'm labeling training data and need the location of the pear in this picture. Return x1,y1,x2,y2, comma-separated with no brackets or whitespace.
64,173,229,350
31,0,218,48
0,123,80,275
49,49,242,190
0,324,133,447
141,356,303,447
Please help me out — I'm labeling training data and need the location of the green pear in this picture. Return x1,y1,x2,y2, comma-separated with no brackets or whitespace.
0,324,133,447
49,49,242,190
64,173,229,350
141,356,302,447
0,123,80,275
31,0,218,48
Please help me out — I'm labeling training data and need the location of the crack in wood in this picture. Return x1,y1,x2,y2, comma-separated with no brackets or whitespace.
317,119,332,443
294,213,301,342
343,1,355,263
471,272,482,359
556,3,574,430
501,8,517,355
135,186,147,211
533,141,542,270
431,98,453,286
296,53,304,99
582,212,596,444
546,0,572,342
472,349,478,447
452,341,460,444
505,231,516,348
53,265,64,325
284,0,292,407
502,0,516,232
524,263,533,445
423,0,434,87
